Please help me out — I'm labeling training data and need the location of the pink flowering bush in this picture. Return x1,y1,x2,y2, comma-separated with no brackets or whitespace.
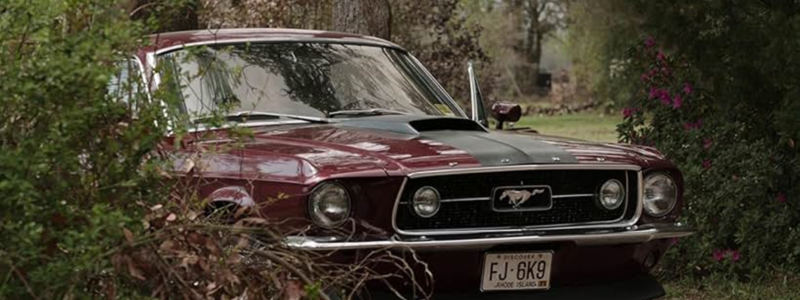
617,38,799,278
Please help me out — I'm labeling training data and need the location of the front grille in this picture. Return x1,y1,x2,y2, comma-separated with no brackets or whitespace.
395,169,639,232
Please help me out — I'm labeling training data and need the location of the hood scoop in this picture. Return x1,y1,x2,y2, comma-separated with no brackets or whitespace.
335,115,487,136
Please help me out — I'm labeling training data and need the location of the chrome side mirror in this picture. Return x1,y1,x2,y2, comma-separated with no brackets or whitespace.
467,62,488,128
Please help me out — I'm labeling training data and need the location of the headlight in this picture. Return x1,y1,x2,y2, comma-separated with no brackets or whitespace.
412,186,440,218
643,173,678,217
598,179,625,210
308,182,351,228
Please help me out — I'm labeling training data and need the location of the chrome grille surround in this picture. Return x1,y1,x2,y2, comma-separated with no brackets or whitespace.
391,164,644,236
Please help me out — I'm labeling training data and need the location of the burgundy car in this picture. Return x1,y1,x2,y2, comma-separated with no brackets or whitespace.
123,28,693,300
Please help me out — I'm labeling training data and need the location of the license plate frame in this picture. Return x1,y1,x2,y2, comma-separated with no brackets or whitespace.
480,251,553,292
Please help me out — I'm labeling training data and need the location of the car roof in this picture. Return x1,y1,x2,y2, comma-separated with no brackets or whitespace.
142,28,406,55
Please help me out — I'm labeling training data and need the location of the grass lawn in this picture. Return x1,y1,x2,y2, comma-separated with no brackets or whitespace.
663,275,800,300
512,112,621,143
512,112,800,299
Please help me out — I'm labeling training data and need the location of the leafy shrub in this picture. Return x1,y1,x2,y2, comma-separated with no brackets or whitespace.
616,34,799,278
573,0,800,279
0,1,167,298
0,1,430,299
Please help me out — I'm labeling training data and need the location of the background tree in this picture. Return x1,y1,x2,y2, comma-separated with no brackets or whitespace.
332,0,391,40
391,0,493,109
565,0,638,106
504,0,567,94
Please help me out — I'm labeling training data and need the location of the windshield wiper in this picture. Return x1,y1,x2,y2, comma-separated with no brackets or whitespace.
327,108,407,118
193,111,329,124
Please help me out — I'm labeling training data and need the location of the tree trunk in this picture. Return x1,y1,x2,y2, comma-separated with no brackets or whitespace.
533,31,543,73
332,0,391,40
506,0,525,53
525,0,541,69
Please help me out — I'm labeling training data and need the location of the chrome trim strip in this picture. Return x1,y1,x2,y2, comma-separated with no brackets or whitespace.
442,197,490,203
635,170,644,225
400,197,491,204
468,62,479,123
143,51,175,131
186,120,312,133
130,56,151,99
551,193,595,199
400,193,598,204
406,164,641,179
154,37,406,56
392,166,642,236
284,222,693,250
146,52,159,92
390,177,408,233
407,55,468,119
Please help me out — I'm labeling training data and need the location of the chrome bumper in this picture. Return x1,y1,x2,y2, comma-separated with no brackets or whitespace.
284,222,693,251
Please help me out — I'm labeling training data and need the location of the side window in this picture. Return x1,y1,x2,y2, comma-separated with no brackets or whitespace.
108,58,146,110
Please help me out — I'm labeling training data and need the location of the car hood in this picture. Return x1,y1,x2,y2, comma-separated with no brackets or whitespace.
192,116,667,181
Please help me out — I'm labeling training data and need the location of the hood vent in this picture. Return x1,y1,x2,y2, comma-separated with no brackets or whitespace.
335,115,487,136
409,118,486,132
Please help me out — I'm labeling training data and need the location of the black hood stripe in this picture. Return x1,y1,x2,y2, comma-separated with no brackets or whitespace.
419,130,577,166
333,115,577,166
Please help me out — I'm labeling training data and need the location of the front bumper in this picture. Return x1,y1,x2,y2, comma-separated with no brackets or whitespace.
284,222,692,251
366,273,666,300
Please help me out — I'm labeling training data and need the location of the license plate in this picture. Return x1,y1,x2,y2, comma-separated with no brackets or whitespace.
481,252,553,291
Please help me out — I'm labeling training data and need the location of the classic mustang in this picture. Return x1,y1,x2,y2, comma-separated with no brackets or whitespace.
121,28,693,300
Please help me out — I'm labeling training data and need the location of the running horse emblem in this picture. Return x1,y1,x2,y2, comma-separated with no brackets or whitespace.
499,189,546,208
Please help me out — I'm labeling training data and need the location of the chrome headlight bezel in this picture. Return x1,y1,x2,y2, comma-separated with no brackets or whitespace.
307,181,352,228
411,186,441,218
643,172,678,217
597,179,626,210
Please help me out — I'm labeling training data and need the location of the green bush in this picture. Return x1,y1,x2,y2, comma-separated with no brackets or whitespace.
571,0,800,279
0,0,173,298
616,28,799,278
0,2,432,299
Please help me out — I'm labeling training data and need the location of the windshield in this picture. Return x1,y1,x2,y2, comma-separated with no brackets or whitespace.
158,43,459,121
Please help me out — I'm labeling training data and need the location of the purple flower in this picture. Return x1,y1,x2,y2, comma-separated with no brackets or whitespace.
714,249,741,262
703,138,713,150
672,94,683,109
683,83,693,95
622,107,639,118
703,159,712,169
648,87,659,99
659,91,671,106
713,249,724,262
641,73,650,82
777,193,787,203
729,250,741,262
645,37,656,48
657,51,666,61
685,119,704,131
